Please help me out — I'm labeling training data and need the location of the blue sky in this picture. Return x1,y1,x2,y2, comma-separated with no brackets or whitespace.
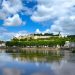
0,0,75,41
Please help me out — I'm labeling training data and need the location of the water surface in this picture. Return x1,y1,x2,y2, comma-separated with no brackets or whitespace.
0,50,75,75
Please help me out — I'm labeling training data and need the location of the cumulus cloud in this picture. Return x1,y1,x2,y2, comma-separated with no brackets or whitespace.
3,14,24,26
0,32,28,41
43,29,50,33
35,28,50,34
0,0,37,26
14,30,28,38
0,0,26,26
0,10,8,20
0,0,23,19
2,0,23,14
31,0,75,35
35,29,41,34
31,0,75,21
0,27,28,41
50,16,75,35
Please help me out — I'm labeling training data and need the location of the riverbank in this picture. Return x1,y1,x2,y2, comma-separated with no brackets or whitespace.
3,46,61,53
1,46,75,50
0,46,75,53
21,47,60,51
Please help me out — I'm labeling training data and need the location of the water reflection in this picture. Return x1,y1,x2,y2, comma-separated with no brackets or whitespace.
3,68,22,75
0,50,75,75
10,52,62,63
51,60,75,75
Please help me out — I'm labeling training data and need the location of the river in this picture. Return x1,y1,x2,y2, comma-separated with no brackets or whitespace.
0,49,75,75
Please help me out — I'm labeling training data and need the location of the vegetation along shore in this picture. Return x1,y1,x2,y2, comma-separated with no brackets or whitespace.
5,33,75,50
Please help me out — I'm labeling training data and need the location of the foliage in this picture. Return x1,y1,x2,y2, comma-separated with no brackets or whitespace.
6,35,75,47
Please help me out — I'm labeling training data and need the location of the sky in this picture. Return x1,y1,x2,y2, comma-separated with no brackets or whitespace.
0,0,75,41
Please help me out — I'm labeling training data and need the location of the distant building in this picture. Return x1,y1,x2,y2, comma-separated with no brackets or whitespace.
0,42,5,47
64,41,75,48
33,35,51,39
69,42,75,48
14,33,62,40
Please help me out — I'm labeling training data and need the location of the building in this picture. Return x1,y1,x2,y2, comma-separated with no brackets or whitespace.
33,35,51,39
14,33,61,40
0,42,5,47
64,41,75,48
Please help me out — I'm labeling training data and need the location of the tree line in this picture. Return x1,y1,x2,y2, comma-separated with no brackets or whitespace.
6,35,75,47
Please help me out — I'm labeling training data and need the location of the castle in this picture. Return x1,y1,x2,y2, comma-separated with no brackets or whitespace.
13,32,63,40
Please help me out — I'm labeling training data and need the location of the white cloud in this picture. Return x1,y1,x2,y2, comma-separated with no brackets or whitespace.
0,0,26,26
50,15,75,35
22,5,37,16
32,0,75,22
3,14,24,26
43,29,50,33
0,10,8,20
35,28,51,34
0,0,36,19
0,0,37,26
0,0,23,20
31,5,54,22
15,30,28,38
35,29,41,34
0,29,28,41
2,0,23,14
31,0,75,35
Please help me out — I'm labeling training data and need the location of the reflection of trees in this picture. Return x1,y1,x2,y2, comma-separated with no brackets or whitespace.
10,51,63,63
60,50,75,63
67,53,75,63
